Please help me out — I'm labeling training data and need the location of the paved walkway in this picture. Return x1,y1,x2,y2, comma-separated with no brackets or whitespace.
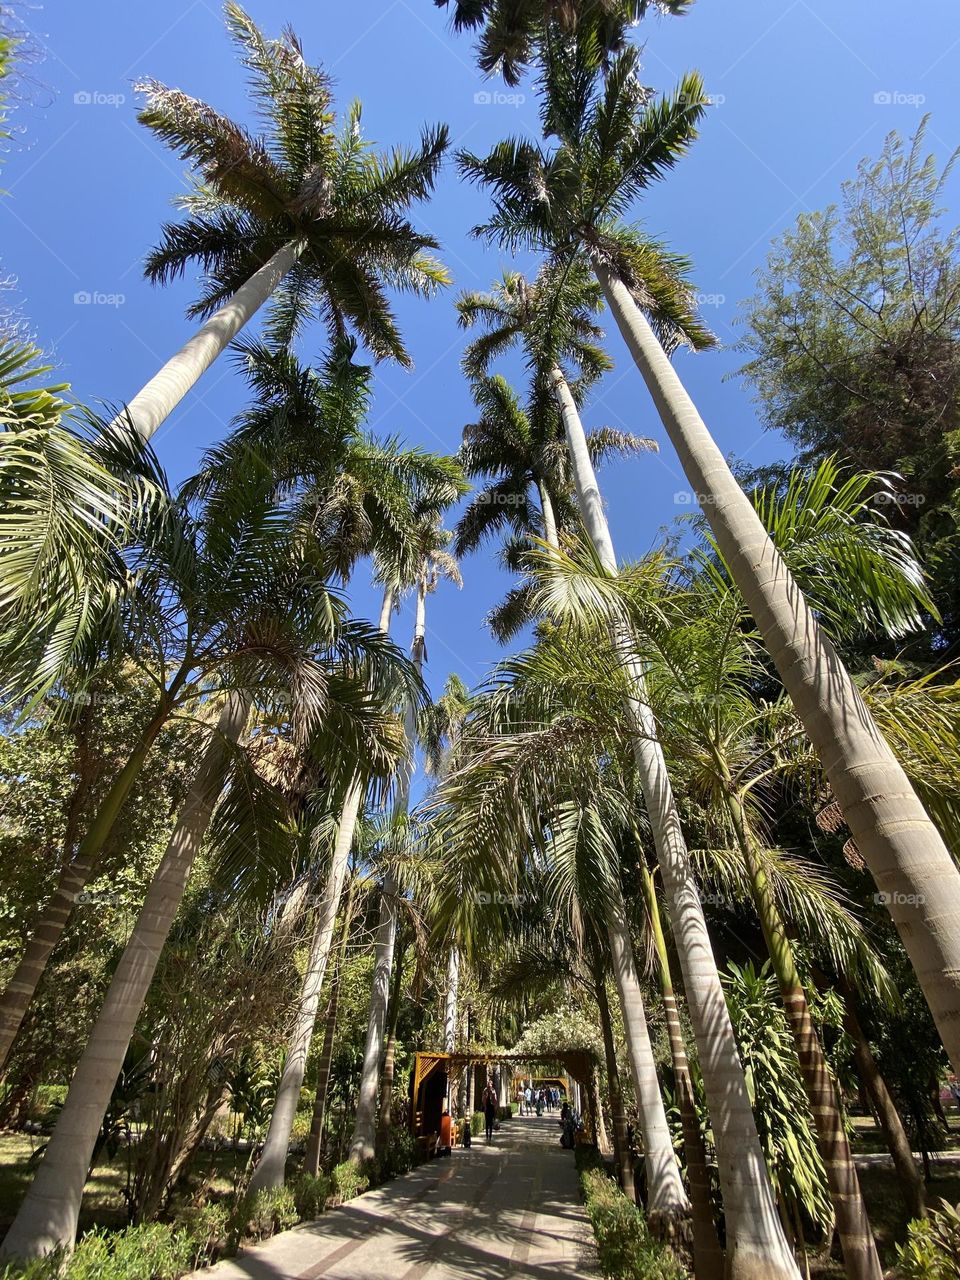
203,1113,597,1280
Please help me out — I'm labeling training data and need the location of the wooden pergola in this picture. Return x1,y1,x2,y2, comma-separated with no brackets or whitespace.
409,1048,599,1151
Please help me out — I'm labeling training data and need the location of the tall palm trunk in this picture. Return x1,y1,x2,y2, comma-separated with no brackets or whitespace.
0,706,169,1073
841,995,924,1220
538,480,558,548
303,870,360,1179
641,864,725,1280
257,584,395,1185
117,241,304,443
604,881,690,1236
593,964,636,1202
349,578,425,1163
719,777,881,1280
249,779,364,1193
375,927,407,1153
595,260,960,1077
550,363,800,1279
0,693,250,1260
443,946,460,1052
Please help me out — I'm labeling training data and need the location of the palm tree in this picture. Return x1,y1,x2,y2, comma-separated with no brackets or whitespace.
455,265,795,1274
0,453,297,1073
434,0,691,86
0,361,433,1257
0,342,167,706
534,458,943,1280
349,518,462,1164
195,345,465,1195
431,672,695,1235
455,374,570,557
1,533,408,1258
460,29,960,1078
119,3,448,444
454,362,655,638
0,340,456,1079
638,859,724,1279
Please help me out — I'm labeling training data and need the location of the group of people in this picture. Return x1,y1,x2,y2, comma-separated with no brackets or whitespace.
516,1083,562,1116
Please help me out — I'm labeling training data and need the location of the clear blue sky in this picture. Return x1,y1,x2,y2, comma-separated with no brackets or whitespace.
3,0,958,700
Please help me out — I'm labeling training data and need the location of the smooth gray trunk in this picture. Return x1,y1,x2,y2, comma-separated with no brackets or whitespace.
595,259,960,1081
604,883,689,1228
550,363,800,1279
348,580,423,1163
0,693,250,1259
248,778,364,1192
116,241,304,443
538,481,558,549
443,946,460,1052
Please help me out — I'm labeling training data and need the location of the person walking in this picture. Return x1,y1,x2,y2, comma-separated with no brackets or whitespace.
482,1079,498,1142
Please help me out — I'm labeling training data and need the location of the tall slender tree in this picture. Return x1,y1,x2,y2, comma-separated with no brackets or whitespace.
120,3,448,445
459,28,960,1079
456,264,797,1275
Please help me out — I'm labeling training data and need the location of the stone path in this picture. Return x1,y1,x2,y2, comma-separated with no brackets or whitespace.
199,1113,597,1280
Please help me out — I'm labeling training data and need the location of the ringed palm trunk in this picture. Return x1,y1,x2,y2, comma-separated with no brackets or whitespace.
641,864,725,1280
719,777,881,1280
0,705,169,1073
0,692,250,1260
117,240,305,443
604,881,690,1236
550,363,800,1279
594,965,636,1202
349,578,425,1164
303,871,360,1178
595,259,960,1078
248,779,365,1193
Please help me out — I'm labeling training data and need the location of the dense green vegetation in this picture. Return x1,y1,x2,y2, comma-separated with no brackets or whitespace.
1,5,960,1280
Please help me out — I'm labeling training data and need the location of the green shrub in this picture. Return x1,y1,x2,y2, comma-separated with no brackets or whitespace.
229,1187,298,1246
1,1254,66,1280
470,1112,484,1137
579,1163,688,1280
379,1128,417,1180
328,1161,369,1206
897,1200,960,1279
291,1173,331,1220
172,1202,229,1267
1,1225,199,1280
498,1104,514,1121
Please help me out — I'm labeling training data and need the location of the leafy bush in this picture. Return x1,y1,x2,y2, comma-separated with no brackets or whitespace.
379,1128,417,1180
470,1112,484,1137
229,1187,297,1246
498,1104,513,1121
579,1158,688,1280
897,1199,960,1279
0,1223,208,1280
291,1173,331,1220
327,1161,369,1206
0,1254,65,1280
172,1202,229,1266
